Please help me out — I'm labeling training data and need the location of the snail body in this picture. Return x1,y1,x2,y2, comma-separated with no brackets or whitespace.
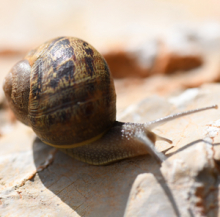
3,37,217,165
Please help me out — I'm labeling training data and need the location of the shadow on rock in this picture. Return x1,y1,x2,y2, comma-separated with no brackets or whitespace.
33,137,180,217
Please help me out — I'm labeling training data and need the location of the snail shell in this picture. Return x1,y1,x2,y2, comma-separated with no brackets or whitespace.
4,37,116,147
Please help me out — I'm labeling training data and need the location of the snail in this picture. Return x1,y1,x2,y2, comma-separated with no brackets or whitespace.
3,37,218,165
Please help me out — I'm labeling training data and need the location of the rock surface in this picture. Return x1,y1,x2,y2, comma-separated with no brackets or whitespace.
1,84,220,216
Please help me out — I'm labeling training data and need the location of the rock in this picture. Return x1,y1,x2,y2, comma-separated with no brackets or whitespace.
125,141,219,217
103,40,158,78
152,35,203,75
123,84,220,217
103,50,151,78
1,84,220,216
104,35,204,78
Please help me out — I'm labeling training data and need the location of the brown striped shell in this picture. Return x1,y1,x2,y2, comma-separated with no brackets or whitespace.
3,37,116,147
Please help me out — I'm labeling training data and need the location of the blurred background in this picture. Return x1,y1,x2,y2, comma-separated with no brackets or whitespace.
1,0,220,113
